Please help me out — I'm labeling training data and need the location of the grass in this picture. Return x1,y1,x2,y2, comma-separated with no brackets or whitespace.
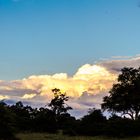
16,133,140,140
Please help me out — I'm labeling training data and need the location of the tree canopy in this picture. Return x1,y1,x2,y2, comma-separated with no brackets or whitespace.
48,88,72,116
102,67,140,120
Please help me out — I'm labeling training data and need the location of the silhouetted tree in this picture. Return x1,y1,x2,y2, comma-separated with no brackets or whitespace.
48,88,72,119
10,101,32,131
82,108,106,123
33,107,57,133
102,67,140,120
76,108,106,136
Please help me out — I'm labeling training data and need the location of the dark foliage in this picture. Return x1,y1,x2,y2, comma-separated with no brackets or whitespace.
102,67,140,120
2,99,140,138
0,89,75,137
103,118,140,137
32,108,57,133
0,101,19,140
75,108,107,136
48,88,72,117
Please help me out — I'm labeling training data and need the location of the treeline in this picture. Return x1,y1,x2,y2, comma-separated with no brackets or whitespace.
0,100,76,139
1,67,140,139
1,100,140,140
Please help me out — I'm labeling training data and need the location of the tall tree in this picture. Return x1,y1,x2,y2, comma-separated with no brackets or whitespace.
102,67,140,120
48,88,72,118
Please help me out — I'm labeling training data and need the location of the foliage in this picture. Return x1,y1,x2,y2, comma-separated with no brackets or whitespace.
74,108,106,136
0,101,19,140
102,67,140,120
2,80,140,138
48,88,72,117
0,88,75,138
33,107,57,133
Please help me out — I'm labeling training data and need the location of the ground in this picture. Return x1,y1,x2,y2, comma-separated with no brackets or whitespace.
16,133,140,140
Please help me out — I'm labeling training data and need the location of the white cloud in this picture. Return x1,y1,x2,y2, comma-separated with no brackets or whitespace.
1,55,140,117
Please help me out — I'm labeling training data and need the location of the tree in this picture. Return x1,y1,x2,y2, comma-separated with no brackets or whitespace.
48,88,72,119
82,108,106,123
102,67,140,120
77,108,106,136
10,101,31,130
33,107,57,132
0,101,19,140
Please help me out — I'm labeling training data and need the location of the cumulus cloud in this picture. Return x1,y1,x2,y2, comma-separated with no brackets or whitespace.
1,55,140,117
6,64,116,98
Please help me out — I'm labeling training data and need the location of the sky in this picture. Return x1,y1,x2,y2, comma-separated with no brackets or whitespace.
1,0,140,117
0,0,140,79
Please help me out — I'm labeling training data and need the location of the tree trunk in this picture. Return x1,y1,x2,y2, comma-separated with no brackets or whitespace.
135,111,139,120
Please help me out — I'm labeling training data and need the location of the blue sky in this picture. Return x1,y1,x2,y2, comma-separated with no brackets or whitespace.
0,0,140,80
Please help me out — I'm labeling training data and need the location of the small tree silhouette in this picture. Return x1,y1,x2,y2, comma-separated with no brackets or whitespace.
48,88,72,119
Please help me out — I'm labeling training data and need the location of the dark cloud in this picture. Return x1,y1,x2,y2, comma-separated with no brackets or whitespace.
100,56,140,73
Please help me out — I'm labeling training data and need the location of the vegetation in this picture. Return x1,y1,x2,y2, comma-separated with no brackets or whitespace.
16,133,140,140
102,67,140,120
1,67,140,139
48,88,72,121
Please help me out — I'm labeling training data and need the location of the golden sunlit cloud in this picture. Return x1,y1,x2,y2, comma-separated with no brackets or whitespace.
0,86,13,91
12,64,117,99
22,93,36,99
1,56,140,117
0,95,10,100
